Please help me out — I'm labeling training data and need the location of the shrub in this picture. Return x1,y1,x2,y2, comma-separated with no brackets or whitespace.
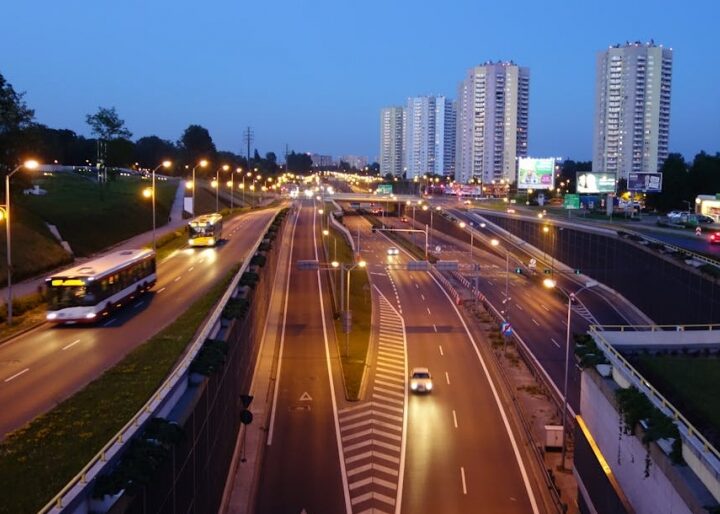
239,271,259,288
222,298,250,320
250,254,267,267
189,339,229,377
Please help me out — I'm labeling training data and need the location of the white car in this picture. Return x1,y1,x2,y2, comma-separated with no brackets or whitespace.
387,246,399,256
410,367,433,393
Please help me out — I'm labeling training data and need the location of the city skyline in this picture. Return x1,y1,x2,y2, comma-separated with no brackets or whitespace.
1,0,718,163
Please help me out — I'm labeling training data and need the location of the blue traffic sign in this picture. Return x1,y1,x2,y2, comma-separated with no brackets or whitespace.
500,322,513,336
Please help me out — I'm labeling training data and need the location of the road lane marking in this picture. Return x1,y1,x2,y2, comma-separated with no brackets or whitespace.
433,324,438,332
420,294,425,301
461,467,467,494
62,339,81,351
561,320,567,326
426,307,431,315
551,338,561,348
445,372,450,385
531,318,540,326
540,303,550,312
453,409,458,428
516,304,524,311
188,266,194,272
174,276,182,282
438,345,444,356
4,368,29,382
414,283,419,289
488,280,494,286
157,287,166,293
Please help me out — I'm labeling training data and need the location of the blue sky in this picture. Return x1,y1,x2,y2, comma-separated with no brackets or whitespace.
2,0,718,163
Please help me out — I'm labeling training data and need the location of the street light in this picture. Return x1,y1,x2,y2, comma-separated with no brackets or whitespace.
543,278,598,469
490,238,510,316
459,221,474,258
340,259,367,357
215,165,229,212
146,161,172,251
3,159,39,325
190,159,208,216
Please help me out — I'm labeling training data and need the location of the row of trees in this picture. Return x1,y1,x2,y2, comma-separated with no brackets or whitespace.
0,72,319,178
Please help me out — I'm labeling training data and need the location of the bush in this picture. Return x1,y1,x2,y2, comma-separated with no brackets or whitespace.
239,271,259,288
222,298,250,320
250,254,267,267
189,338,229,376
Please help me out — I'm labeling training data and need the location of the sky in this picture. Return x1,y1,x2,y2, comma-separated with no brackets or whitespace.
1,0,718,163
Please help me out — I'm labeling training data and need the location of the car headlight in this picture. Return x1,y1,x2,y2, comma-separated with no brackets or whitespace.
85,313,96,319
47,313,57,320
426,382,433,390
410,382,418,390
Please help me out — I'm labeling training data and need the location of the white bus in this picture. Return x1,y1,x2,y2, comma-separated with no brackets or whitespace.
188,213,223,247
46,249,157,323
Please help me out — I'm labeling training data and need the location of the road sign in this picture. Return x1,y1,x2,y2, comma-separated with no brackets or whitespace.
500,321,513,336
240,409,253,425
528,258,537,270
563,194,580,210
435,245,442,253
435,260,459,271
407,260,431,271
377,184,393,195
240,394,254,408
297,259,320,270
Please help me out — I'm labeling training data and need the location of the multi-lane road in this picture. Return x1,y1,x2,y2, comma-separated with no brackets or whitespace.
0,208,277,437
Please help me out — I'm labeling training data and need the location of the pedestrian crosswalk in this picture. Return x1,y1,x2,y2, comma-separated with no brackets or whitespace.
338,291,407,514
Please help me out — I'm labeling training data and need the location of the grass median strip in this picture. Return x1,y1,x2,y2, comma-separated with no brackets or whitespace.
0,265,239,514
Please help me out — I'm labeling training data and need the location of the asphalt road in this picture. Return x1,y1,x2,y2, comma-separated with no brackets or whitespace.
254,201,347,514
0,209,277,438
346,215,540,514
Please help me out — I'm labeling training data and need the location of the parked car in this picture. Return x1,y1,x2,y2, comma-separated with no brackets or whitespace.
409,367,433,393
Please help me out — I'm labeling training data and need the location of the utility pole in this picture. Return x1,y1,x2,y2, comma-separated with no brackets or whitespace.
243,127,254,170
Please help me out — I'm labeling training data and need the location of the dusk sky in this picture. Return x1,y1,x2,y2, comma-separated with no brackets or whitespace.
2,0,718,163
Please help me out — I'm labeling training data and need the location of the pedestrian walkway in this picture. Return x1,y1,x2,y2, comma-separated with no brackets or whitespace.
0,179,187,301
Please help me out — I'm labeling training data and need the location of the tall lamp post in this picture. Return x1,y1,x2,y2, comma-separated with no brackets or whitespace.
144,161,172,252
3,160,39,325
214,165,229,212
490,238,511,317
459,221,474,258
543,277,598,469
334,259,367,357
190,160,208,216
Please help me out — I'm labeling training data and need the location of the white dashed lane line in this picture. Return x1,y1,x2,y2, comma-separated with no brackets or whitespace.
531,318,540,326
420,294,425,301
540,303,550,312
188,266,194,272
461,467,468,494
453,409,458,428
4,368,29,382
551,338,561,348
438,345,444,356
445,372,450,385
488,280,494,286
426,307,431,315
62,339,81,351
174,276,182,282
157,287,166,293
433,324,438,333
516,304,524,311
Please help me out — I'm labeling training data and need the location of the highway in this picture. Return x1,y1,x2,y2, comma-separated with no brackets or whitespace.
0,209,277,438
345,214,540,513
254,201,348,514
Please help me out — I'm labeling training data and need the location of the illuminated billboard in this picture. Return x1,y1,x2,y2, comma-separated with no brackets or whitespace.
627,172,663,192
517,158,555,190
576,172,616,194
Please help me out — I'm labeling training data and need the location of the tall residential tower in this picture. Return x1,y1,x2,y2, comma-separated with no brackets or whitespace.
404,96,456,179
592,41,673,178
379,106,405,177
455,61,529,184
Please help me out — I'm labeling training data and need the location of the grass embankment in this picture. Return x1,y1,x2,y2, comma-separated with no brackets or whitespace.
17,174,177,257
322,212,372,400
0,266,240,514
633,355,720,447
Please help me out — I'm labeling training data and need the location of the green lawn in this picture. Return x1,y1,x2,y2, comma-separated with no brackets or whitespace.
15,173,178,257
633,355,720,447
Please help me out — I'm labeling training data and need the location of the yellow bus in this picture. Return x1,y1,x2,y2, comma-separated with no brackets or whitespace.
187,213,223,247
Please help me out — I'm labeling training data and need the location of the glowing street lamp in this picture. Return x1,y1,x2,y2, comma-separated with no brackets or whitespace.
3,160,39,325
145,161,172,251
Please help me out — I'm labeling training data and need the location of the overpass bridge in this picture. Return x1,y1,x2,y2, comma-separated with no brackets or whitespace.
323,192,420,204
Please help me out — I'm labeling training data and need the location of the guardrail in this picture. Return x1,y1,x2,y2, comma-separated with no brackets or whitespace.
590,325,720,499
41,211,279,513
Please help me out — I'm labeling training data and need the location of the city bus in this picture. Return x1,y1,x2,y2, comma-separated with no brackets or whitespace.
46,248,157,323
187,213,223,247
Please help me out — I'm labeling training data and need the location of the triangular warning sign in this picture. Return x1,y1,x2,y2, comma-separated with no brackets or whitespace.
299,392,312,401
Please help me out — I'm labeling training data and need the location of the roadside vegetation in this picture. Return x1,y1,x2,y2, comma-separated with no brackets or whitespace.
0,266,239,514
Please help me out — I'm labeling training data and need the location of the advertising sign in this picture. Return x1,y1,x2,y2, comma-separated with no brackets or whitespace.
627,173,663,192
563,194,580,209
576,172,616,194
518,158,555,190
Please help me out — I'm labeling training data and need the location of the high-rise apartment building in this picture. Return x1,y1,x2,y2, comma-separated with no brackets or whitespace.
455,61,529,184
592,41,673,179
340,155,368,170
404,96,456,179
380,106,405,177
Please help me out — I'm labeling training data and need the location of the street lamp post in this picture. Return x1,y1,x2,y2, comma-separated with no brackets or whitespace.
215,165,229,212
491,239,511,319
459,221,474,258
341,260,367,357
191,160,208,216
544,278,598,469
147,161,172,251
3,160,39,325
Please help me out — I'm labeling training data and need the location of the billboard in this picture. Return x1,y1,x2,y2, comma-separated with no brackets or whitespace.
576,172,616,194
517,158,555,190
627,172,663,192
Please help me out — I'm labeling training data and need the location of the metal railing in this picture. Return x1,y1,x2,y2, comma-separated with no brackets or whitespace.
40,211,279,513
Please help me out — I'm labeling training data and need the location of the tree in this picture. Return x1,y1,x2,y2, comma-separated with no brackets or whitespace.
106,137,135,168
0,73,36,165
286,151,312,173
133,136,177,169
178,124,216,170
652,153,689,212
85,106,132,140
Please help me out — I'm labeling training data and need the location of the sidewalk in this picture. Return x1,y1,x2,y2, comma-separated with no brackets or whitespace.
1,179,188,301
